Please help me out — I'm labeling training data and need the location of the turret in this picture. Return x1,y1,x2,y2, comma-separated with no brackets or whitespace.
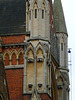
26,0,50,40
53,1,69,100
23,0,51,97
53,0,68,68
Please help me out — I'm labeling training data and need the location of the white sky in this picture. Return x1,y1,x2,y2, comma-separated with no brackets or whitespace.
52,0,75,100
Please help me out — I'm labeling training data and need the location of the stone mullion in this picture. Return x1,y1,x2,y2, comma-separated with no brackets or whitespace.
30,9,33,38
17,58,18,65
34,48,36,89
45,10,50,40
9,59,12,65
38,8,42,37
45,10,47,39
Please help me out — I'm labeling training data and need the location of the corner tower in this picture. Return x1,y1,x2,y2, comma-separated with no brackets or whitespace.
54,0,68,68
23,0,53,99
53,0,69,100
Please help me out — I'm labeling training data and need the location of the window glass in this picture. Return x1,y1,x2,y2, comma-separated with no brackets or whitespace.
61,43,63,51
42,10,44,19
35,9,37,18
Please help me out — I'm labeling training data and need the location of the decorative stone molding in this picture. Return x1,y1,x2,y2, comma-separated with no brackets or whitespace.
27,58,34,63
57,84,63,89
28,84,33,91
38,83,42,88
37,57,43,62
5,65,24,69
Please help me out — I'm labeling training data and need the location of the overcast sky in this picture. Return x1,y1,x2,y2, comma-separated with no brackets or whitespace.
52,0,75,100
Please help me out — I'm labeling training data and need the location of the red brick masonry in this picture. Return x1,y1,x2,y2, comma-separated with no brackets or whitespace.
1,35,25,44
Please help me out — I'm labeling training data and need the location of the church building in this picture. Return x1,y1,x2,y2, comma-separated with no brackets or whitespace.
0,0,69,100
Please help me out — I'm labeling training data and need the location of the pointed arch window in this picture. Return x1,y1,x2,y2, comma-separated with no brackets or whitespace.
34,1,38,19
61,43,63,51
35,9,37,18
5,53,10,65
18,52,24,65
12,53,17,65
42,9,44,19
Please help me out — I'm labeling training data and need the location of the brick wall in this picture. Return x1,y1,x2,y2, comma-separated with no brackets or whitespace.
18,52,24,64
5,68,31,100
6,69,23,100
12,53,17,65
1,35,25,44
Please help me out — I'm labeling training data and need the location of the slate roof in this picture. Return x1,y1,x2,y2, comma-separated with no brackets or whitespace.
0,0,26,34
53,0,68,35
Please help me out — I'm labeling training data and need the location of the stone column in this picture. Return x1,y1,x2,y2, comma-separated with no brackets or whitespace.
9,59,12,65
30,9,33,38
23,46,27,93
38,1,41,37
26,2,28,31
45,10,50,40
34,48,36,89
44,52,47,92
17,58,18,65
38,8,42,37
50,62,52,97
63,83,67,100
26,11,28,31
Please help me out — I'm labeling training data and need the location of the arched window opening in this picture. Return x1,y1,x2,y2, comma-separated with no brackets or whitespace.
42,2,45,19
37,48,43,58
18,52,24,65
12,53,17,65
5,53,10,66
35,9,37,18
34,2,38,19
61,43,63,51
28,3,31,20
42,9,44,19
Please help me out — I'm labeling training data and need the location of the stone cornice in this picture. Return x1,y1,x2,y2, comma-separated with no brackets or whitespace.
5,64,24,69
27,37,51,44
2,43,25,47
0,32,30,37
58,67,69,72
